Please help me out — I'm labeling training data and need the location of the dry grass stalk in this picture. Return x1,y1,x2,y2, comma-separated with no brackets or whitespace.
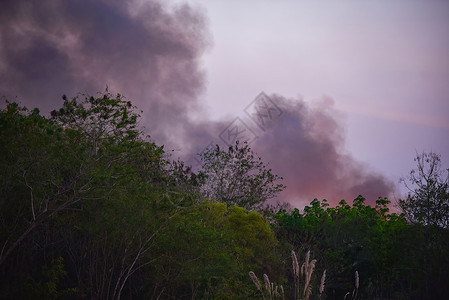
249,271,262,292
305,251,310,266
301,250,310,278
292,250,299,277
251,249,325,300
292,250,300,300
344,270,360,300
264,273,271,296
249,272,284,300
319,270,326,295
352,270,359,299
301,250,317,300
292,249,321,300
305,259,316,287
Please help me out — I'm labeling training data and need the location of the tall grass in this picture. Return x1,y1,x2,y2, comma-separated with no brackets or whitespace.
248,271,285,300
292,250,325,300
344,271,359,300
250,249,326,300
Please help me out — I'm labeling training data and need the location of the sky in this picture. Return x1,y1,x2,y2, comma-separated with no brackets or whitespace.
180,0,449,205
1,0,448,209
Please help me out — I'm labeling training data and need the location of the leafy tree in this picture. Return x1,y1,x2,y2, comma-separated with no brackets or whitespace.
273,196,409,299
7,91,449,299
0,101,89,267
399,151,449,228
398,152,449,298
148,201,282,299
1,93,285,299
166,159,206,201
0,93,162,266
198,141,285,210
46,93,194,299
0,94,182,299
13,257,77,299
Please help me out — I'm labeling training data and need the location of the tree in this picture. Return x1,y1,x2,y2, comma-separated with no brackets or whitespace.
273,196,410,299
147,201,282,299
47,93,190,299
0,93,155,266
398,152,449,298
0,101,89,267
0,93,179,299
198,141,285,210
399,152,449,228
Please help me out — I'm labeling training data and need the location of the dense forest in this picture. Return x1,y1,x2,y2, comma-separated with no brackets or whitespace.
1,93,448,299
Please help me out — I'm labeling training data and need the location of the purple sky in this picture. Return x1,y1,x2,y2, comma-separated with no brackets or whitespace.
184,0,449,206
1,0,448,209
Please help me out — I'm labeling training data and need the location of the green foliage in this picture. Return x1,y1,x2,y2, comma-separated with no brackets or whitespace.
2,94,448,299
151,201,281,299
394,152,449,299
22,257,77,299
198,141,285,210
0,95,285,299
272,195,449,299
274,197,404,298
50,93,141,144
0,94,172,299
0,100,88,267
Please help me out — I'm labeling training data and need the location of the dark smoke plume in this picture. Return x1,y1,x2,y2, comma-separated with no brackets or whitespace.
0,0,396,208
0,0,210,148
179,93,396,208
251,95,396,207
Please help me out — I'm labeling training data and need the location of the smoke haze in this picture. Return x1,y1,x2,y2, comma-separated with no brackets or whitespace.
0,0,210,147
251,95,396,207
0,0,396,208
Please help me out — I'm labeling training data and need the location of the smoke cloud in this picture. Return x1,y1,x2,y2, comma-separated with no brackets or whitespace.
250,95,396,207
0,0,396,208
0,0,210,147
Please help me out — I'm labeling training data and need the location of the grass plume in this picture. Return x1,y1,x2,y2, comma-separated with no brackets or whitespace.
251,249,326,300
344,270,360,300
292,250,326,300
248,272,285,300
319,269,326,296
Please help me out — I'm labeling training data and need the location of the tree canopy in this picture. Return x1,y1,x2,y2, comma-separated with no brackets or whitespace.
1,93,448,299
399,151,449,228
198,141,285,210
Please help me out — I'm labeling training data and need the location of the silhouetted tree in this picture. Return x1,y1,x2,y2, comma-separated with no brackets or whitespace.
399,152,449,228
198,141,285,210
